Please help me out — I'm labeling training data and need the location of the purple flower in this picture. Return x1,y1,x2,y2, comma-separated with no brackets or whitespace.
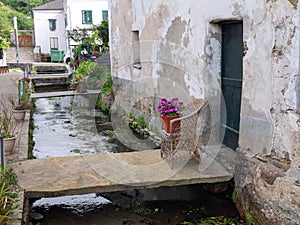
160,98,167,104
156,98,184,116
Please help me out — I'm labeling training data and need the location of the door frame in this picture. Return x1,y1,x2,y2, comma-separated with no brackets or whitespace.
219,20,243,150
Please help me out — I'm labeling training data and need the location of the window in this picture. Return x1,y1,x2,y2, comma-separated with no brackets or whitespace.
64,14,68,27
82,10,93,24
50,37,58,49
102,10,108,20
132,30,141,69
49,19,56,31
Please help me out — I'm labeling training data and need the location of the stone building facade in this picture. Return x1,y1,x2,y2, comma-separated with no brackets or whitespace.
109,0,299,224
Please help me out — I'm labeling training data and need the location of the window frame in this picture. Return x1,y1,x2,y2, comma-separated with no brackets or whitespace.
102,10,108,20
49,19,57,31
82,10,93,24
50,37,58,49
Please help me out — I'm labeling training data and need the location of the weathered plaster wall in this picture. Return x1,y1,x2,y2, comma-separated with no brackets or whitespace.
110,0,300,223
235,0,300,224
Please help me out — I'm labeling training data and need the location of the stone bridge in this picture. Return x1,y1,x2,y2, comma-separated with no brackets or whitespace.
12,148,235,199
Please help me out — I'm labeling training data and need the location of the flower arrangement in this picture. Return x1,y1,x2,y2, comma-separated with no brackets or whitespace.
156,98,184,116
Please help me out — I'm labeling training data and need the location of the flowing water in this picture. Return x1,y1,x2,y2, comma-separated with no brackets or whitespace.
32,96,133,158
30,96,241,225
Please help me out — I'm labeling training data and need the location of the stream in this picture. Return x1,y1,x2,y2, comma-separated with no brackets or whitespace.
30,96,241,225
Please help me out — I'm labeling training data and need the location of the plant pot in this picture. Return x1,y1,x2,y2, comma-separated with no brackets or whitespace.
4,136,16,156
12,109,26,120
161,115,180,133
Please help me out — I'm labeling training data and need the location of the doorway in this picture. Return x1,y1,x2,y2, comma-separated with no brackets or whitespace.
220,21,243,150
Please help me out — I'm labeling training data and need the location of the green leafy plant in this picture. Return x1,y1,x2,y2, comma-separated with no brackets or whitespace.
0,4,33,40
68,20,109,55
0,166,19,225
9,77,32,110
28,109,37,159
245,212,255,225
71,60,103,90
96,65,112,94
136,116,147,129
128,113,150,138
182,206,200,216
96,19,109,47
133,207,161,215
0,167,18,186
0,38,9,50
232,187,237,204
181,216,245,225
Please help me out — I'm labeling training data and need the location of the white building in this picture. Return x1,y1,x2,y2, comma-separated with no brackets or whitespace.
32,0,108,56
109,1,300,224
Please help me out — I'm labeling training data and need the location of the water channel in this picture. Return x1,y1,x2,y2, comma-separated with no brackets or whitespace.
30,96,241,225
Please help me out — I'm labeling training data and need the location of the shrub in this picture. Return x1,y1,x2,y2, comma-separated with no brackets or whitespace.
96,65,112,94
71,60,102,90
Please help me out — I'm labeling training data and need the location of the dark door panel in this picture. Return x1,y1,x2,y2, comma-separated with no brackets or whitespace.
221,21,243,150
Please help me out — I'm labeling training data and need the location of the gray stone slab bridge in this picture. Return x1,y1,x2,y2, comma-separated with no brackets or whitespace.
12,148,235,199
30,90,101,99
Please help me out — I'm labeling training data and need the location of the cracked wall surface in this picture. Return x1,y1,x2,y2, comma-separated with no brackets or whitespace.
109,0,300,224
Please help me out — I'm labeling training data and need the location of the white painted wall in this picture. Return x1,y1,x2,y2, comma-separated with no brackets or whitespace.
33,0,108,54
65,0,108,47
110,0,299,153
33,10,66,54
66,0,108,30
0,51,6,67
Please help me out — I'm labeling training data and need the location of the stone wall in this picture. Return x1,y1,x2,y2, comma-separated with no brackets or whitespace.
109,0,300,223
235,0,300,224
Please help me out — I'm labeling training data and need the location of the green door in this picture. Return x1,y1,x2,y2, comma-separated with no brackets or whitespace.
221,21,243,150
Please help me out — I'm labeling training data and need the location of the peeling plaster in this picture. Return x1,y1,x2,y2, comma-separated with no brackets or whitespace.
111,0,299,155
287,0,298,8
110,1,300,222
166,17,187,45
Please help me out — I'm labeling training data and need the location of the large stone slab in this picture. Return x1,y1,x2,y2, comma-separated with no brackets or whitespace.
12,149,234,198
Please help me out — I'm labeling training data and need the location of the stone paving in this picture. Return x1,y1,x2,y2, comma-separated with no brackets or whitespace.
0,71,28,225
0,71,29,162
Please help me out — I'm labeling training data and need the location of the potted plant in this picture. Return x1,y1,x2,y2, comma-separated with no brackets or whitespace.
10,77,31,120
0,108,17,156
12,101,29,120
156,98,184,133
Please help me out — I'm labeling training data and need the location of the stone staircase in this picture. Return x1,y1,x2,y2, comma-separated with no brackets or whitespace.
6,46,35,63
